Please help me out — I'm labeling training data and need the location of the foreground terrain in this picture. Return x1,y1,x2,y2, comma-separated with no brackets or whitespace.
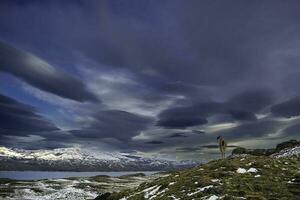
100,144,300,200
0,173,161,200
1,141,299,200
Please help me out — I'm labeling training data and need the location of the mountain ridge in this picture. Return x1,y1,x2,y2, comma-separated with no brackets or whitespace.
0,146,198,171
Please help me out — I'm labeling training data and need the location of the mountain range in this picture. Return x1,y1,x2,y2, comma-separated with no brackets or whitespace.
0,146,198,171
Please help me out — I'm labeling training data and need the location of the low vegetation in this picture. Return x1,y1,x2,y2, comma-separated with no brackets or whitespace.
98,141,300,200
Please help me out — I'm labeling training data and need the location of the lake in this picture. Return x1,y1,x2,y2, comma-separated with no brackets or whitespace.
0,171,159,180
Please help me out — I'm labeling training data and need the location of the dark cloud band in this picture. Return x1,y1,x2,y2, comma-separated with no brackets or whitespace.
0,41,99,102
0,94,59,136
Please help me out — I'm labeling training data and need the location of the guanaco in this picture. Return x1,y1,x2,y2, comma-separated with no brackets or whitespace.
217,136,227,159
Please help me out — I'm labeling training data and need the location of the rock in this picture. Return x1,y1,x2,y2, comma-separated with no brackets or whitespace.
94,192,111,200
232,147,248,155
276,140,300,151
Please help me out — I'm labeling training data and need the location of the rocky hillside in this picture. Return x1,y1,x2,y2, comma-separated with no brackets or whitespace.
96,141,300,200
231,140,300,157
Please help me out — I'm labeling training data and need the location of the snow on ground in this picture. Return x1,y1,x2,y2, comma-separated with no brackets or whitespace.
236,167,258,174
1,173,159,200
247,168,258,173
169,182,175,186
19,186,98,200
144,185,161,199
4,179,98,200
236,168,247,174
207,195,219,200
272,145,300,158
187,185,214,196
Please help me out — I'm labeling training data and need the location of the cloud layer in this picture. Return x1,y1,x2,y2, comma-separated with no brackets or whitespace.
0,41,99,102
0,1,300,160
0,94,59,135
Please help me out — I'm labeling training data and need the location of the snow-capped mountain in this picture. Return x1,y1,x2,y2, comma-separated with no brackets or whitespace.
0,146,198,171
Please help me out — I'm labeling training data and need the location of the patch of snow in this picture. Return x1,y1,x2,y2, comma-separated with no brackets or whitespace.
237,167,258,173
156,188,168,196
254,175,261,178
247,168,258,173
187,185,214,196
211,179,220,183
207,195,219,200
169,182,176,186
143,185,158,193
236,168,247,174
144,185,161,199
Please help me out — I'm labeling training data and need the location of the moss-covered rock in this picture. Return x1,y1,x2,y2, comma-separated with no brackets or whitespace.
231,147,247,155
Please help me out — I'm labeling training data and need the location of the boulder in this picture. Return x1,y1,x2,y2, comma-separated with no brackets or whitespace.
94,192,111,200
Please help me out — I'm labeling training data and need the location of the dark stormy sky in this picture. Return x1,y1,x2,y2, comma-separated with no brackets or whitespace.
1,0,300,160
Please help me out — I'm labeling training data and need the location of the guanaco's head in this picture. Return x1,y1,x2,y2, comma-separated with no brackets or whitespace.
217,136,222,141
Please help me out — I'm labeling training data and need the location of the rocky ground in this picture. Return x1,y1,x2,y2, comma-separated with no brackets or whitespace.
0,173,161,200
98,141,300,200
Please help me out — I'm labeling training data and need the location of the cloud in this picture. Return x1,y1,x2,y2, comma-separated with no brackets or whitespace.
282,122,300,139
192,130,205,134
176,147,202,152
71,110,154,141
167,133,188,138
215,119,285,141
0,93,59,136
226,89,275,113
201,144,238,149
229,110,257,121
157,116,208,129
1,1,300,158
156,89,273,129
145,140,164,145
156,102,222,128
271,97,300,118
0,41,99,102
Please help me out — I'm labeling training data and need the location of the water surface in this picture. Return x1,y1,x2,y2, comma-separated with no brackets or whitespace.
0,171,159,180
